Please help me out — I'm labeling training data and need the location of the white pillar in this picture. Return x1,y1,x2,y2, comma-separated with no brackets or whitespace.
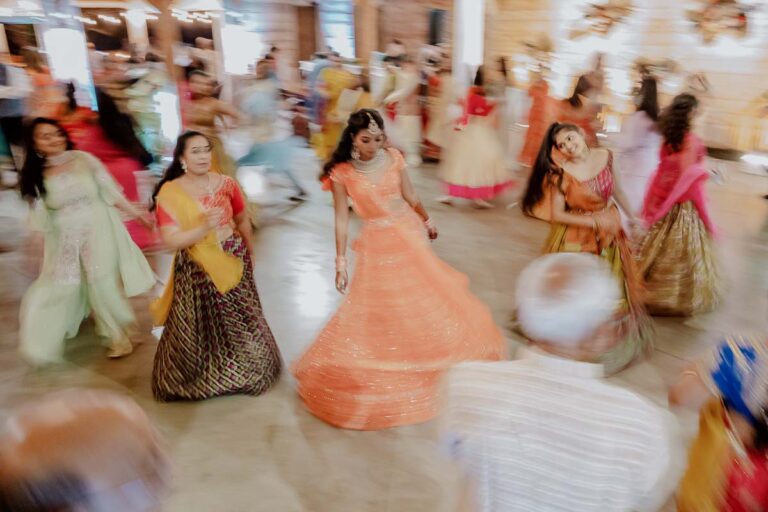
211,15,225,81
125,9,150,54
453,0,485,89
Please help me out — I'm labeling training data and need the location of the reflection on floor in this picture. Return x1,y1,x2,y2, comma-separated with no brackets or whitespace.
0,140,766,511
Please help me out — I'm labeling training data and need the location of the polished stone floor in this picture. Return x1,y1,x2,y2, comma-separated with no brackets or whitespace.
0,134,766,511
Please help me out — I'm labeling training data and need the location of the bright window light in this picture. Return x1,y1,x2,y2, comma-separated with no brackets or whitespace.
155,91,181,143
221,24,263,75
43,28,90,86
741,153,768,167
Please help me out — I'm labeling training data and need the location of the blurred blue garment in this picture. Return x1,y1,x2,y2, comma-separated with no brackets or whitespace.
240,78,280,124
0,127,9,160
237,78,306,196
707,335,768,427
307,58,332,124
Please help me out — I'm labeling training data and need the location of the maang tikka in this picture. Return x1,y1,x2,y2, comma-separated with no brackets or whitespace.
365,112,382,136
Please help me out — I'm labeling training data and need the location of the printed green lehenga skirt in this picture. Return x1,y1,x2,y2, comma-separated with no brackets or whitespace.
637,201,722,317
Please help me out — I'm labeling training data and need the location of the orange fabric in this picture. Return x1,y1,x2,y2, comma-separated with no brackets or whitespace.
292,149,506,430
519,80,555,167
547,167,646,321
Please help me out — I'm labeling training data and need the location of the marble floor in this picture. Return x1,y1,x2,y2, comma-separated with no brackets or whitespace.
0,135,766,511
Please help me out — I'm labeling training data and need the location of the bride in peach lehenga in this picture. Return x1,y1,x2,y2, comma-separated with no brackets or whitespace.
293,109,506,430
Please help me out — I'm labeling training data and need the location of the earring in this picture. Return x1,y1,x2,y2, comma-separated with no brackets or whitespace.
181,160,187,172
350,145,360,160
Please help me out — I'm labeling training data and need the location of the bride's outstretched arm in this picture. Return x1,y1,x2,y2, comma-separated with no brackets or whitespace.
331,180,350,293
400,165,438,240
400,166,428,221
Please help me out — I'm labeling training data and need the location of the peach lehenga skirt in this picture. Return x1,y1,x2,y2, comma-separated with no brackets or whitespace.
292,213,506,430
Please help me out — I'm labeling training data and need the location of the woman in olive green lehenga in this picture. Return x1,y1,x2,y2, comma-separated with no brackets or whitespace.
521,122,653,374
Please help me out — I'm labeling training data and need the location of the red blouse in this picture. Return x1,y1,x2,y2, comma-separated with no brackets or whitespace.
156,175,245,227
465,87,495,117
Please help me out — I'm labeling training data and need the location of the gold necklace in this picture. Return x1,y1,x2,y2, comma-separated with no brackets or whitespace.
188,173,213,196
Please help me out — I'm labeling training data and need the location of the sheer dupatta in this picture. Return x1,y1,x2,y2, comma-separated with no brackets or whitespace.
642,134,717,236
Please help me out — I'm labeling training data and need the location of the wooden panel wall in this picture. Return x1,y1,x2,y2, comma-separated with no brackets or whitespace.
379,0,453,57
242,3,300,68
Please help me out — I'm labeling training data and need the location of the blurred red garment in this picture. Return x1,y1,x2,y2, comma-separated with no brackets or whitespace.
59,108,158,250
518,79,555,167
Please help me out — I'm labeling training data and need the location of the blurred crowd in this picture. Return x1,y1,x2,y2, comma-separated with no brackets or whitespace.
0,28,766,512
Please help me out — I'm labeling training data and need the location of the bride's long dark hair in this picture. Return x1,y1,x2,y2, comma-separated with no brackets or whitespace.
320,108,385,180
521,122,580,214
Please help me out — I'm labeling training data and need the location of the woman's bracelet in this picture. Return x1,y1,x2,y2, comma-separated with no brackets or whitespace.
335,255,347,272
424,217,436,230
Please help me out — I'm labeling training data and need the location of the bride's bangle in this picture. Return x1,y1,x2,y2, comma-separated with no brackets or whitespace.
335,255,347,272
424,218,436,230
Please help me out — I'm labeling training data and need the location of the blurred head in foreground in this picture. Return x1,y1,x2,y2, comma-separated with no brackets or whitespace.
516,253,620,360
0,390,169,512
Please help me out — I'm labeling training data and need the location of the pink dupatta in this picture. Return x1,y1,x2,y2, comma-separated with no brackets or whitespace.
641,134,717,237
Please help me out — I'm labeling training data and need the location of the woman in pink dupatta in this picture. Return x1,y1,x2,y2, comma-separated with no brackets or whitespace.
637,93,721,316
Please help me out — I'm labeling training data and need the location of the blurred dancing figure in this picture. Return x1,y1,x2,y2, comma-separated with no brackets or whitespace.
556,75,601,148
182,70,240,177
0,52,32,166
383,57,423,167
60,87,158,250
486,56,515,158
293,109,505,430
638,93,721,316
124,53,170,160
615,77,662,215
237,59,307,201
0,390,169,512
313,54,356,160
18,119,154,365
443,253,681,512
150,132,281,401
21,47,62,119
423,58,457,162
670,335,768,512
437,67,514,208
518,72,554,168
521,122,651,374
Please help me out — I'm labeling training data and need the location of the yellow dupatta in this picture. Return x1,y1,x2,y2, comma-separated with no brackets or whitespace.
677,399,732,512
150,181,243,326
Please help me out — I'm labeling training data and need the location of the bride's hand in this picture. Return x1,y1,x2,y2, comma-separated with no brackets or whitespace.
425,218,438,240
335,270,348,294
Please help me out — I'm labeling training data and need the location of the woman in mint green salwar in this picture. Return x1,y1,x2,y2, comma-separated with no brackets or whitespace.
19,118,155,365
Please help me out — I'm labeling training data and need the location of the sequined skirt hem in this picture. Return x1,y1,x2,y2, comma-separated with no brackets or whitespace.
637,202,722,317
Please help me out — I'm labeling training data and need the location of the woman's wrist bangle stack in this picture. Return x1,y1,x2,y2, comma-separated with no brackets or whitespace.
335,256,347,272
